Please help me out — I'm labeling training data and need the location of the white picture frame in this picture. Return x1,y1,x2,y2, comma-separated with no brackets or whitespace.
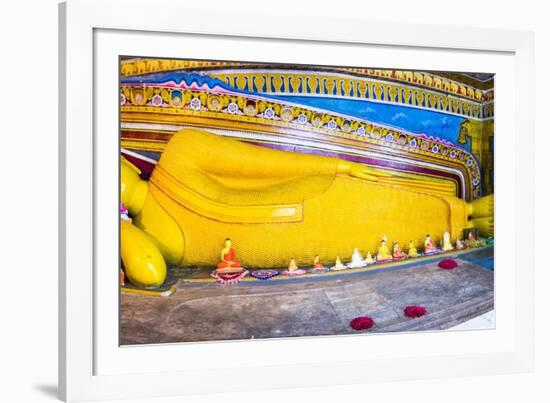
59,0,534,401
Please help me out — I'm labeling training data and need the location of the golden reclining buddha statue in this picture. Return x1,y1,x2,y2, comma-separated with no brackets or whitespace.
121,128,493,288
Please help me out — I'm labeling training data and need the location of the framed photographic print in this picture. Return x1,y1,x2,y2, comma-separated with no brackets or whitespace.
59,0,534,401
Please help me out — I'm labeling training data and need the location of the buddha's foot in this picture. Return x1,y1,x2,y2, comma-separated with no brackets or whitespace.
467,194,494,237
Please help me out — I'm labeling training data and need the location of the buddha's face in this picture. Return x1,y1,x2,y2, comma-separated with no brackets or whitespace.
224,239,232,248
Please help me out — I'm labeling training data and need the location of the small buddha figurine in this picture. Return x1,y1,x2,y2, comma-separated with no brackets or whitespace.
376,236,393,262
392,241,406,260
331,256,347,271
364,251,376,265
468,230,476,242
347,248,366,268
216,238,244,273
442,231,454,252
283,257,306,276
456,238,465,250
311,255,326,272
288,258,298,272
407,240,418,257
424,234,440,255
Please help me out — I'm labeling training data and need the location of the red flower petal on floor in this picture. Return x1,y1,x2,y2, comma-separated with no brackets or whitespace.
350,316,375,331
438,259,458,270
404,305,427,318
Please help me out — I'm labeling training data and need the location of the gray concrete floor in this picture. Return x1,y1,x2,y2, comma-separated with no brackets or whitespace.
120,248,494,345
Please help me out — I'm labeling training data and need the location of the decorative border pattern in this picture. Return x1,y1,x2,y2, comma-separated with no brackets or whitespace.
207,70,493,120
120,59,493,103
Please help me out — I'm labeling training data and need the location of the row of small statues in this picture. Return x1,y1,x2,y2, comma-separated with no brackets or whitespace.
215,232,475,276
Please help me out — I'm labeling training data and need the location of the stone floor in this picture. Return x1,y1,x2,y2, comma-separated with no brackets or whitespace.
120,247,494,345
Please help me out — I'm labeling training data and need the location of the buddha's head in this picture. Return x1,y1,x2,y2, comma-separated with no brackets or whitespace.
224,238,232,248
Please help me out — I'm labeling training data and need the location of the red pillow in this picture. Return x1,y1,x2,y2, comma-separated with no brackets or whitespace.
438,259,458,270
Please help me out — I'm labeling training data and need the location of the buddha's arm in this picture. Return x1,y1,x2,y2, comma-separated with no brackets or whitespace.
169,129,388,181
167,129,456,194
171,129,337,178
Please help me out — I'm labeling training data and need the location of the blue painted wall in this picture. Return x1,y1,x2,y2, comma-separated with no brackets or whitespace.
273,96,469,149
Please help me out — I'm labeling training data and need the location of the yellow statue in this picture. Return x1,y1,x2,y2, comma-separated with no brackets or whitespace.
377,236,393,262
392,241,406,260
407,241,418,258
424,234,441,255
347,248,366,268
282,257,306,276
288,258,298,272
331,256,347,271
215,238,244,274
312,255,325,271
442,231,454,252
120,128,493,287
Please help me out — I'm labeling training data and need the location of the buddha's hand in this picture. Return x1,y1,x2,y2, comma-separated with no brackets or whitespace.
338,161,392,182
